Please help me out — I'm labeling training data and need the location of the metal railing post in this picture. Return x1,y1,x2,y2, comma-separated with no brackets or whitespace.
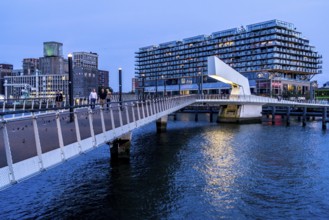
132,103,136,123
2,120,16,183
119,105,123,127
109,104,115,129
136,102,141,120
100,107,106,140
88,108,96,147
146,101,149,117
55,112,65,160
32,113,44,171
125,103,130,124
141,101,145,119
74,111,82,154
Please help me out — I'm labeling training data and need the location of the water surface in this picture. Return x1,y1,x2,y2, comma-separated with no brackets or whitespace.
1,116,329,219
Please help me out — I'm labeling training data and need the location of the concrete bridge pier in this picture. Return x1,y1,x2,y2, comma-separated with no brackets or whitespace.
302,107,307,127
217,104,262,123
322,107,327,130
286,107,291,126
210,108,214,122
109,132,131,160
156,115,168,133
195,112,199,122
271,106,276,125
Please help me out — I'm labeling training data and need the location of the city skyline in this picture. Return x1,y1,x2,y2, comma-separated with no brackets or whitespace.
1,0,328,92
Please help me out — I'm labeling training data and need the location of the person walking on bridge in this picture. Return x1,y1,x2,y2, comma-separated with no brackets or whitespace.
55,90,63,108
89,88,98,110
106,88,112,110
99,88,107,108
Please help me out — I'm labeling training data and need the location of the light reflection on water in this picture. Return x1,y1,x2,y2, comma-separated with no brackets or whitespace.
0,114,329,219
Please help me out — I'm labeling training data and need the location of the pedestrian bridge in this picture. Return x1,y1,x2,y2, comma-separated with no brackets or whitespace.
1,94,329,190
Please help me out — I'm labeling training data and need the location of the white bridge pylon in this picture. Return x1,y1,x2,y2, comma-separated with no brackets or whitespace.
207,56,251,96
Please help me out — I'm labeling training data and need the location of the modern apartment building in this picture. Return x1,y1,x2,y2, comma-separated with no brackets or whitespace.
135,19,322,98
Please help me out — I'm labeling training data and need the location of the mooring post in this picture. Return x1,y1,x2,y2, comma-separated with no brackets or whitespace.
272,106,276,125
322,107,327,130
210,107,213,122
286,106,291,126
302,107,307,127
156,115,168,133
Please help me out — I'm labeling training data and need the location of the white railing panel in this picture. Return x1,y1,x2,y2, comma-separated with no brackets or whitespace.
42,149,64,169
12,156,40,181
62,143,81,160
79,138,94,152
0,167,11,189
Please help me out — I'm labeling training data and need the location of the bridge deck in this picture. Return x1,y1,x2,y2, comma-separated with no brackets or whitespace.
1,94,329,190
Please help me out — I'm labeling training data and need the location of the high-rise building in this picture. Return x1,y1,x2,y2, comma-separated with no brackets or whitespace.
73,52,98,69
98,69,109,88
23,58,39,75
72,52,99,97
135,19,322,98
5,43,110,99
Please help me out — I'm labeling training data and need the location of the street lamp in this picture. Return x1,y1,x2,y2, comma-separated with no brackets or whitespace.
68,53,74,122
311,81,318,101
141,73,145,101
119,68,122,109
198,72,201,95
162,75,166,96
155,73,158,98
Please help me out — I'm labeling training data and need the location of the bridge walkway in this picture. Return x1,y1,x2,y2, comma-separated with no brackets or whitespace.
0,95,195,190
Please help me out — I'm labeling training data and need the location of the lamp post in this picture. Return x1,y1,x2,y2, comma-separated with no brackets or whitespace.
311,81,318,101
198,72,201,95
201,71,203,95
141,73,145,101
68,53,74,122
162,75,166,96
119,68,122,110
155,74,158,98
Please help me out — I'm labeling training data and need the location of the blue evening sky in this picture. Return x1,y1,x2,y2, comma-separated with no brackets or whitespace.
0,0,328,92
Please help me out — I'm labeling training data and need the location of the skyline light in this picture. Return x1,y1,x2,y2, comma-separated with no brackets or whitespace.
1,0,328,92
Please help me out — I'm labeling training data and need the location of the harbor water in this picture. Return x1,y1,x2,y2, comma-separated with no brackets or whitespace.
1,114,329,219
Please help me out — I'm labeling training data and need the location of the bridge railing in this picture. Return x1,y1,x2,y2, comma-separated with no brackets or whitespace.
198,94,329,106
0,95,196,190
0,94,143,117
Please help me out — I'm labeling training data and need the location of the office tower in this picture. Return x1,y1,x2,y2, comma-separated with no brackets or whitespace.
98,69,109,88
72,52,99,97
23,58,39,75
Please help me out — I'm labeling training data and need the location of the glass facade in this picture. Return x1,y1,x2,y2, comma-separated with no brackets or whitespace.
135,20,322,98
43,42,63,57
